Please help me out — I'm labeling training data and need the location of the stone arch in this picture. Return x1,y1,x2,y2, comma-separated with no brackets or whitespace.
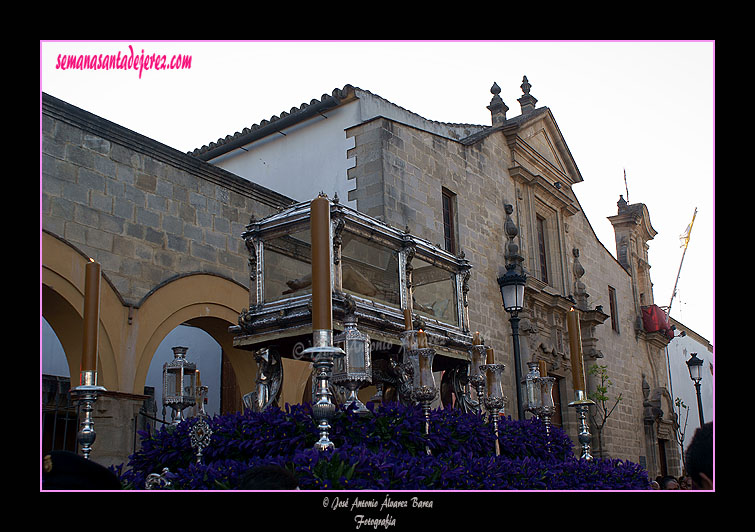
131,273,256,398
41,231,122,390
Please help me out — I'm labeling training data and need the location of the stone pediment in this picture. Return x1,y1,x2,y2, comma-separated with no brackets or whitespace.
503,108,583,188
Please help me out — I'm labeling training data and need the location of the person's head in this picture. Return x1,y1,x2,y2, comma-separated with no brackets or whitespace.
685,422,713,489
678,475,693,490
658,475,679,490
42,450,122,490
239,464,299,490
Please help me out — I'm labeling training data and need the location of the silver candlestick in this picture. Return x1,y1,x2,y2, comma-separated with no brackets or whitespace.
411,346,438,456
70,370,106,459
568,390,595,460
304,330,344,451
481,363,506,456
468,344,488,414
539,377,556,442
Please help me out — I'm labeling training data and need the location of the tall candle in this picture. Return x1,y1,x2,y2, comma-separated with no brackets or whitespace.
417,329,428,348
310,196,332,331
567,307,586,392
485,347,495,364
81,259,101,373
473,331,482,345
538,360,547,378
403,308,413,331
418,352,430,385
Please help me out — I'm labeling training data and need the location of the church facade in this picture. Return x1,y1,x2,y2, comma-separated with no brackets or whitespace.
41,78,682,478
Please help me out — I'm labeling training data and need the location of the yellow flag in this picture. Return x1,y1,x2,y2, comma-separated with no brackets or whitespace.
679,208,697,249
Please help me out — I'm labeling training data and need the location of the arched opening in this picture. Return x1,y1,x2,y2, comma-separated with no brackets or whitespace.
144,324,223,423
131,274,258,416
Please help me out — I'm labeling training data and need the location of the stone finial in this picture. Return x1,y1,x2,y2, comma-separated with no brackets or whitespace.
518,75,538,115
617,195,628,212
503,203,524,273
487,82,508,126
572,248,589,310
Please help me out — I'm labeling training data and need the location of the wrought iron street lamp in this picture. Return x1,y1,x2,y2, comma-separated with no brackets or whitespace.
498,265,527,420
686,352,705,427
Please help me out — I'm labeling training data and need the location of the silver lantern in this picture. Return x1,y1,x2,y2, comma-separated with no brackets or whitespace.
524,361,542,416
162,346,197,425
333,314,372,415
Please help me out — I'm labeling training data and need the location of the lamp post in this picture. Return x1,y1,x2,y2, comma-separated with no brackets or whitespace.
686,352,705,427
497,265,526,420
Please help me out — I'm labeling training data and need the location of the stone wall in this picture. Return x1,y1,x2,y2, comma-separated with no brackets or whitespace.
347,115,673,471
42,93,292,307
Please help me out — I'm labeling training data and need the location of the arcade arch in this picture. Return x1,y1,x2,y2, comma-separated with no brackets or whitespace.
41,231,258,402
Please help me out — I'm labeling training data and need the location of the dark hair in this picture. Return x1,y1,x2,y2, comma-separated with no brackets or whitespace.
239,464,298,490
42,450,122,490
685,422,713,487
658,475,679,489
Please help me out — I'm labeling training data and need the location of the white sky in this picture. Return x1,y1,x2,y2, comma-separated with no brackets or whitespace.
39,40,715,343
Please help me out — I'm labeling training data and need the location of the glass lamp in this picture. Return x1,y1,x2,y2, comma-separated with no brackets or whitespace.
525,361,542,415
163,346,197,425
333,315,372,414
687,352,703,382
498,266,526,314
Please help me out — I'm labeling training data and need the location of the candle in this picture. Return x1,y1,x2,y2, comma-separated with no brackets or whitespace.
310,195,332,331
473,331,482,345
417,329,428,348
539,360,547,378
485,347,495,364
81,259,101,374
418,352,430,385
567,307,586,392
403,308,413,331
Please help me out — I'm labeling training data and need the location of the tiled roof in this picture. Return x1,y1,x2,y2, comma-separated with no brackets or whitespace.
189,84,489,160
189,84,358,160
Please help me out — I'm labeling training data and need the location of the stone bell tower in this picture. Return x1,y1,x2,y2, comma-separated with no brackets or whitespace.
608,195,658,319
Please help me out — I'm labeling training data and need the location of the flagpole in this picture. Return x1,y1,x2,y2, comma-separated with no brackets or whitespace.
668,208,697,315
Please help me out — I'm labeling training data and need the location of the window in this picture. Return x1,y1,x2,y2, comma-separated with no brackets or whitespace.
608,285,619,332
536,215,549,284
442,188,456,254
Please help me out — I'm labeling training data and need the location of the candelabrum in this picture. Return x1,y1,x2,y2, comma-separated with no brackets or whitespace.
568,390,595,460
468,344,488,414
481,363,506,456
304,330,345,451
410,347,438,456
70,370,106,459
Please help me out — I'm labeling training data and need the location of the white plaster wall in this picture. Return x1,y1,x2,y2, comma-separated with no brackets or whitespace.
206,90,487,209
665,327,714,453
210,101,360,208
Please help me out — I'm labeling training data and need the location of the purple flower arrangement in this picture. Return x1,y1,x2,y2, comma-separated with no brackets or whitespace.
117,402,651,490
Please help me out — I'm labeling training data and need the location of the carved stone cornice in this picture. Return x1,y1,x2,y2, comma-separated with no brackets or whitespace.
509,164,579,216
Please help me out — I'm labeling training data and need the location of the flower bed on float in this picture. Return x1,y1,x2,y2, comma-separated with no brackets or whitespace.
116,402,651,490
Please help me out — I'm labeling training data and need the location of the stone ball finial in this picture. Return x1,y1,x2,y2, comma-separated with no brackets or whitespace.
521,76,531,95
487,82,508,125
